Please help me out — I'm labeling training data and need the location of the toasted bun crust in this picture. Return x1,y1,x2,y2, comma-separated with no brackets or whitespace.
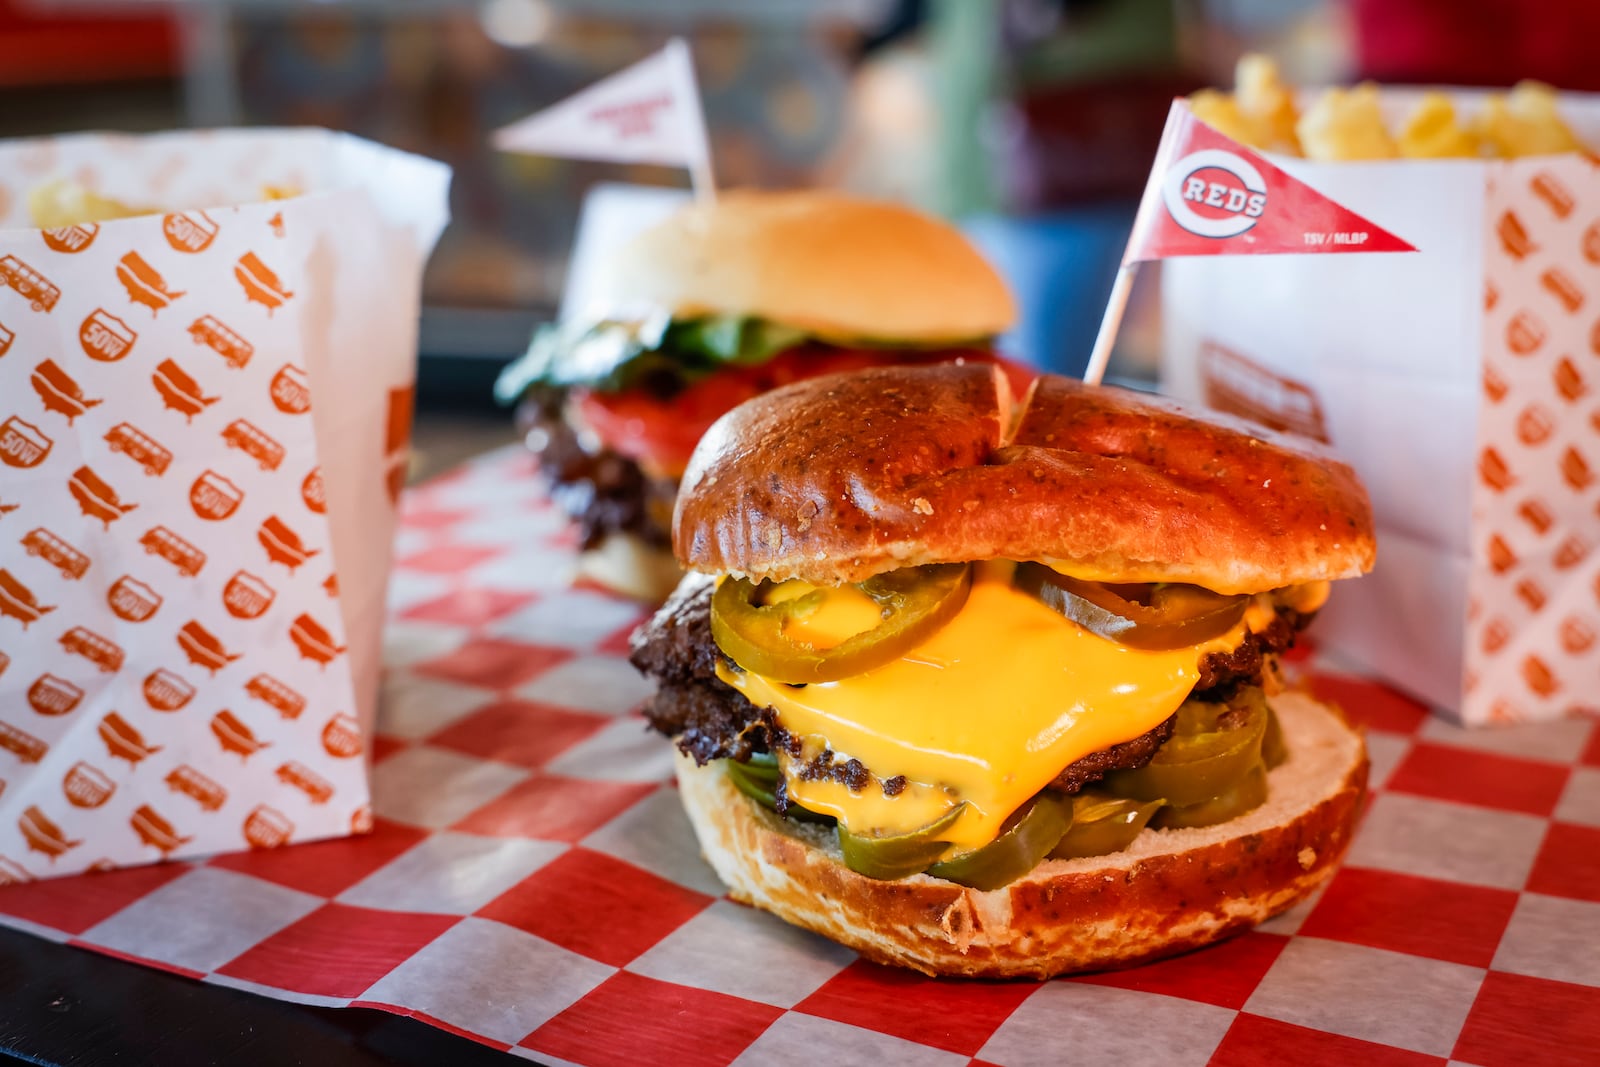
674,362,1375,594
576,533,682,604
675,691,1367,978
599,191,1016,343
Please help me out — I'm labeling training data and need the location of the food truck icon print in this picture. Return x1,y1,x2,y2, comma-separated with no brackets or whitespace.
140,525,206,577
163,211,218,254
99,712,160,767
130,805,191,856
0,856,32,885
107,575,162,622
223,570,276,620
322,713,362,758
31,360,102,424
177,620,240,674
80,308,137,363
276,761,334,804
0,569,56,629
0,416,51,469
69,465,137,528
0,650,8,677
189,315,253,369
27,673,83,716
143,668,195,712
0,721,47,764
0,255,61,312
18,806,80,861
243,805,293,849
105,423,172,477
269,364,311,415
235,252,293,313
212,710,270,761
301,468,325,514
63,627,124,673
63,762,115,809
245,673,305,720
289,613,344,666
42,222,98,253
165,764,226,811
152,359,220,422
222,419,284,471
116,251,185,316
21,527,90,580
259,516,319,572
0,320,14,358
190,470,243,521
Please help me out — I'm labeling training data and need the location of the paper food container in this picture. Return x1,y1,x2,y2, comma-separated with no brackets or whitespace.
1161,89,1600,725
0,129,449,878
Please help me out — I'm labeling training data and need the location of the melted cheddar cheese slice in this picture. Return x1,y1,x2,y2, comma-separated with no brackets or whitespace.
719,563,1293,853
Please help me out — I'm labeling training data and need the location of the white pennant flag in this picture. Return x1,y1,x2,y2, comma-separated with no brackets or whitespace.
493,38,715,199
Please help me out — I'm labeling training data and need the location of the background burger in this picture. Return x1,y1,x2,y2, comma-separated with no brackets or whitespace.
630,361,1375,978
496,190,1020,601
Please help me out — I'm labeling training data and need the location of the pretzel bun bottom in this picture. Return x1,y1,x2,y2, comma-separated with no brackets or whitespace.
673,691,1367,978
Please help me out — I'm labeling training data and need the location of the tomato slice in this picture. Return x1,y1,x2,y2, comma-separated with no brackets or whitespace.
572,346,1032,478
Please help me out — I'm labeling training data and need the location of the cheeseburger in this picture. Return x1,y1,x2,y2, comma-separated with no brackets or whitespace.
631,362,1374,978
497,191,1020,601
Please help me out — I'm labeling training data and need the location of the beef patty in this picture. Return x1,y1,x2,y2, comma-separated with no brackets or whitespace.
517,390,674,550
630,574,1307,802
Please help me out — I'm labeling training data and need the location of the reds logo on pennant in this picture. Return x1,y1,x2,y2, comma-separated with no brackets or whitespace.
1126,100,1416,263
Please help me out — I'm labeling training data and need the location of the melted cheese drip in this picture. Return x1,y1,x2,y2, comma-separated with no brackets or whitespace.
720,564,1254,851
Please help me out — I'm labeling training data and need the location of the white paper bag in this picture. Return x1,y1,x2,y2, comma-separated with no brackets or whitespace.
0,129,449,878
1161,90,1600,726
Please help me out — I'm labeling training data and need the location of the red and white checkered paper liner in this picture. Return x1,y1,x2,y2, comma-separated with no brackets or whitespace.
0,446,1596,1066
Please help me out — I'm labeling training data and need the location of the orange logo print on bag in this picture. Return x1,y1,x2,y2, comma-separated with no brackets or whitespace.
259,516,319,572
143,668,194,712
162,211,218,254
19,806,80,861
69,465,137,528
1523,655,1560,697
62,626,123,673
164,764,226,811
289,613,345,667
269,364,310,415
0,255,61,312
323,573,338,597
107,575,162,622
351,805,373,834
1508,310,1546,355
1556,357,1588,402
63,762,115,809
176,620,240,674
1554,534,1589,570
140,526,205,578
1561,616,1596,654
0,650,8,676
301,468,325,514
0,416,51,469
1480,447,1516,492
22,527,91,580
116,251,185,316
1484,364,1509,403
0,320,14,358
98,712,160,767
223,570,275,620
0,720,46,764
1562,446,1594,490
1486,280,1499,311
1516,405,1554,446
0,570,55,629
221,419,284,471
245,673,305,720
130,804,192,856
1519,499,1553,534
188,315,254,369
105,423,172,478
0,856,33,885
268,212,285,239
1516,578,1547,613
190,470,243,522
235,251,293,313
211,709,270,761
1488,534,1518,575
322,713,362,758
1482,618,1511,654
385,385,417,504
31,360,102,424
1497,210,1536,259
276,761,333,804
28,674,83,716
152,359,220,422
1531,172,1575,218
42,222,98,254
1541,268,1585,315
243,805,293,849
80,308,137,363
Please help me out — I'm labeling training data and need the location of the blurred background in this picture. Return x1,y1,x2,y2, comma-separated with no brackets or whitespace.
5,0,1599,472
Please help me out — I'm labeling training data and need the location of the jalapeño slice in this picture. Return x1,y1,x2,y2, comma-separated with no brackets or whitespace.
925,793,1072,891
1014,564,1248,650
838,802,968,881
711,563,972,684
1153,762,1268,829
1049,792,1165,860
1103,691,1269,807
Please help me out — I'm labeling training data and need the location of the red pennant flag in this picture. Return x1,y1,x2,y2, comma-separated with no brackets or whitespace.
1125,100,1416,263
